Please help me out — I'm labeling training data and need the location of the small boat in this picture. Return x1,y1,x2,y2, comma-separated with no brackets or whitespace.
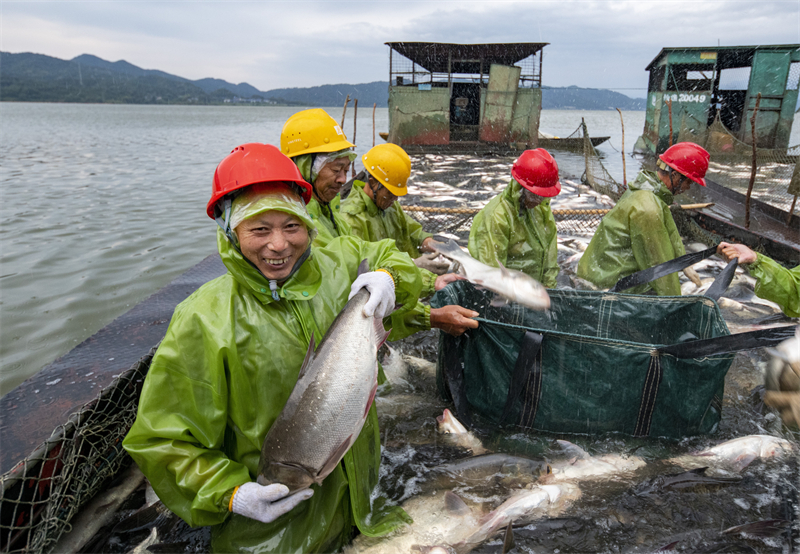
537,130,609,151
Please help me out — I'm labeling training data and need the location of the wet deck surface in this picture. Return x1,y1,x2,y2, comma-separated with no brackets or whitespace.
0,254,227,474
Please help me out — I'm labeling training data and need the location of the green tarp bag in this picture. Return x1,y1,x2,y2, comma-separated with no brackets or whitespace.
431,281,736,439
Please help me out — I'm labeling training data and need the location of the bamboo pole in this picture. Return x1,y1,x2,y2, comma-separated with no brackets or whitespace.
787,195,798,226
666,99,673,147
372,103,377,147
352,99,358,178
745,92,761,230
340,94,350,129
615,108,627,186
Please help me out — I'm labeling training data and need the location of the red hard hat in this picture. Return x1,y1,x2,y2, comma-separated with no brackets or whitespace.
206,143,312,219
659,142,710,187
511,149,561,197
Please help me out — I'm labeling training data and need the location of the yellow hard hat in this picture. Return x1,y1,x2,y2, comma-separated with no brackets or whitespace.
362,144,411,196
280,109,355,158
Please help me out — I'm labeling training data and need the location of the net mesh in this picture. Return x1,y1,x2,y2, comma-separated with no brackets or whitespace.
581,120,627,202
402,205,607,240
0,347,156,553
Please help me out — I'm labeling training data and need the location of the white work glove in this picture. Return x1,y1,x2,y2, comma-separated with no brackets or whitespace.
414,252,451,275
230,482,313,524
349,270,396,319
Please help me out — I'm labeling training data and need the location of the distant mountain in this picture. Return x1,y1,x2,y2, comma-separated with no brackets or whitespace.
0,51,645,110
262,82,389,108
542,86,645,110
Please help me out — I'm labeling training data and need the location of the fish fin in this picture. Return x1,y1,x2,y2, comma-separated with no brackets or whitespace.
444,491,472,516
489,294,510,307
373,317,390,349
556,440,591,460
429,238,462,259
357,259,370,276
502,522,515,554
497,260,510,274
297,334,316,381
731,453,757,472
364,380,378,418
317,435,354,483
722,519,791,537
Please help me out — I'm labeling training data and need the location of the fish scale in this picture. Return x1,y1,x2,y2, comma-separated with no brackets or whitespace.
258,285,387,492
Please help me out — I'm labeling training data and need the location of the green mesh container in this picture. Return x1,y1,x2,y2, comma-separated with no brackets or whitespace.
431,281,734,439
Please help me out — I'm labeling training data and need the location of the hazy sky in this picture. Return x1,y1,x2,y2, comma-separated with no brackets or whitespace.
2,0,799,97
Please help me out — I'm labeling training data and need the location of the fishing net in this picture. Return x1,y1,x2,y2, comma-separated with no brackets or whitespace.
580,120,627,202
681,113,800,214
432,281,734,439
402,205,607,241
0,347,155,554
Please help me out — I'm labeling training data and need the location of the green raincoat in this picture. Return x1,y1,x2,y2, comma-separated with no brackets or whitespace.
341,181,438,340
750,254,800,317
341,181,437,295
123,231,420,554
577,170,685,296
468,179,558,288
294,153,353,246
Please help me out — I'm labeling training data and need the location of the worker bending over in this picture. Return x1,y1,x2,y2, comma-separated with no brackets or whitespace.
578,142,710,295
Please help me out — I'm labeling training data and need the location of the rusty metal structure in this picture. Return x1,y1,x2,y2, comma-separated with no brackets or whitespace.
386,42,547,150
635,44,800,154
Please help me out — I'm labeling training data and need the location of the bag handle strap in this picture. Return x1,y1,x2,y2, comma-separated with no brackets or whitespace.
610,246,717,292
501,331,544,426
703,258,738,301
658,326,796,358
441,334,472,427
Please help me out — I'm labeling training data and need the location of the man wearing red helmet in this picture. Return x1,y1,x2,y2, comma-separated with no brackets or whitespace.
123,144,421,553
468,149,561,288
578,142,710,296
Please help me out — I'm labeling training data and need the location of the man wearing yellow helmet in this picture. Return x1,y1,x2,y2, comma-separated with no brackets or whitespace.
280,109,356,245
343,144,479,338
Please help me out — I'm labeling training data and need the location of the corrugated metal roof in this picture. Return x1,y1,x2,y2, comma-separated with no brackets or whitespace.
386,42,548,73
645,44,800,70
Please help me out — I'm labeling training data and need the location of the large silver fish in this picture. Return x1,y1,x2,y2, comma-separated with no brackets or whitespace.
670,434,795,473
429,238,550,310
257,261,388,493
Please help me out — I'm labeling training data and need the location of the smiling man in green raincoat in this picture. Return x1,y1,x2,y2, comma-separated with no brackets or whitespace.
577,142,710,296
280,109,355,246
123,143,421,553
468,149,561,289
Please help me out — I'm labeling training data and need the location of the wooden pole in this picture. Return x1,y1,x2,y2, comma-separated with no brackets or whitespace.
620,109,627,187
666,99,673,147
787,195,798,226
745,92,761,230
372,103,377,147
352,99,358,178
340,94,350,129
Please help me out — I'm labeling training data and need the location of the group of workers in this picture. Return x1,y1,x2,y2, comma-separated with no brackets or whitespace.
122,108,799,554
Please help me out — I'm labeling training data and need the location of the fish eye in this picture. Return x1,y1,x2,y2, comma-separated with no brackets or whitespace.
545,464,552,474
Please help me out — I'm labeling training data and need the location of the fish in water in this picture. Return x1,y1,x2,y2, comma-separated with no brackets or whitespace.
543,440,646,483
345,483,579,554
458,483,582,550
428,238,550,311
633,467,742,496
258,260,388,493
670,434,794,473
436,409,487,455
430,453,551,489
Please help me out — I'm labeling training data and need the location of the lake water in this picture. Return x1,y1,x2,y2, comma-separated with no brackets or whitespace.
0,103,795,395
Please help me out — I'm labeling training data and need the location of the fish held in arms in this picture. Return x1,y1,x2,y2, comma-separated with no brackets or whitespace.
257,260,388,493
428,238,550,311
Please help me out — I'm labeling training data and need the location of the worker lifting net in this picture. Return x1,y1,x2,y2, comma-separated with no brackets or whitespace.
0,348,155,553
